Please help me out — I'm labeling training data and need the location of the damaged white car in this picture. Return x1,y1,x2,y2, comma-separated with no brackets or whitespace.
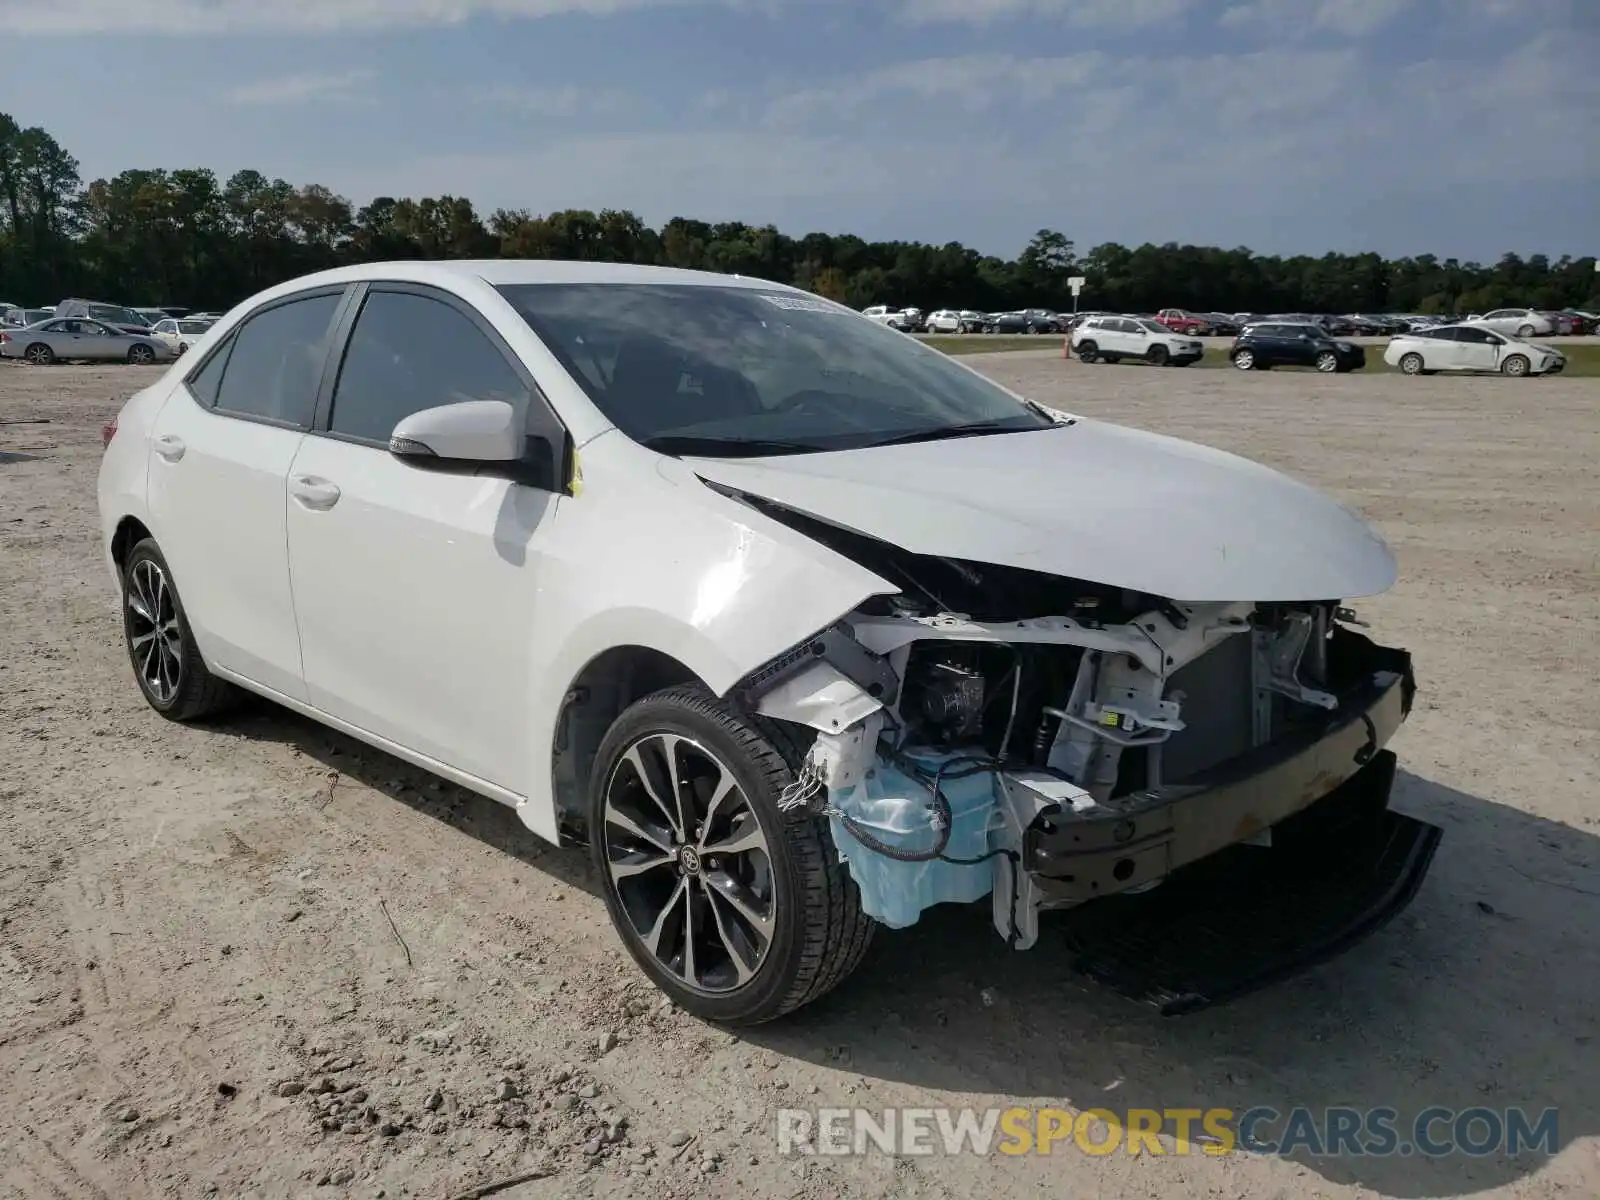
97,260,1441,1024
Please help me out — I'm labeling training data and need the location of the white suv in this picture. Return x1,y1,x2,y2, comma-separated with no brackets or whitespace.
1071,315,1204,366
862,305,911,331
924,310,964,333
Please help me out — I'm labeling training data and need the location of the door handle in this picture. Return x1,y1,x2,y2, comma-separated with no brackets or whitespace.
290,475,341,510
153,434,185,462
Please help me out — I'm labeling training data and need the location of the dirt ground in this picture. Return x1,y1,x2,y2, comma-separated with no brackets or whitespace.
2,353,1597,1200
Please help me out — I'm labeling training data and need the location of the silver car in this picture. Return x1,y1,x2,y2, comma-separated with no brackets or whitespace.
1468,308,1555,338
0,317,175,365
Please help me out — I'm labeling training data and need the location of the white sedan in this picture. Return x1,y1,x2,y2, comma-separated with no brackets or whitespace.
1384,324,1566,377
150,317,216,356
1465,308,1555,338
97,259,1437,1022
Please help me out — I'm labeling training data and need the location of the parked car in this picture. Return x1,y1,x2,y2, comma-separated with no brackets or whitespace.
1533,310,1580,336
1384,325,1565,377
923,310,964,334
2,306,53,328
0,317,175,365
862,305,912,331
95,259,1436,1022
1467,308,1555,338
957,310,988,333
987,311,1029,334
1072,315,1204,366
1154,308,1212,336
1201,313,1242,337
1230,322,1366,373
150,317,217,356
54,298,156,335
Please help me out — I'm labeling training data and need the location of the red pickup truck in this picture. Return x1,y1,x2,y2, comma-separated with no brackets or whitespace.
1155,308,1213,336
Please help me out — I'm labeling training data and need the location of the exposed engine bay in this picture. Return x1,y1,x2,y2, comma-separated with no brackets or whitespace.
734,501,1421,954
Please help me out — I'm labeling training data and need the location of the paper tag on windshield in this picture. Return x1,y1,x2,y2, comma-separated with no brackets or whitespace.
757,293,840,314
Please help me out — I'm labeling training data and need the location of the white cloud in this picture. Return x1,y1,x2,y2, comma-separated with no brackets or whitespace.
0,0,744,36
1219,0,1413,37
225,70,375,106
902,0,1192,27
764,54,1102,124
469,84,631,115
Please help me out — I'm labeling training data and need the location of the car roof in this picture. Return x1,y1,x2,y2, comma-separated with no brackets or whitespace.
249,259,804,294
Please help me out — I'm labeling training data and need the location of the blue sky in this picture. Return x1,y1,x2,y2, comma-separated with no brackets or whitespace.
2,0,1595,261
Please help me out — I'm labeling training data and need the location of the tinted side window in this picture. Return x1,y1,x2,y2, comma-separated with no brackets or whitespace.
213,293,342,426
328,291,530,444
186,334,234,406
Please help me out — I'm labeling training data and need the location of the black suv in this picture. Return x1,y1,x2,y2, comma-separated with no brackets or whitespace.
1230,322,1366,373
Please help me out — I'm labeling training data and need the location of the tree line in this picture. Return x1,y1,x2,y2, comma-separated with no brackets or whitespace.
3,111,1596,318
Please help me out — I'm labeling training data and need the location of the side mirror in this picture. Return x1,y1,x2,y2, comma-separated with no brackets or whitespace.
390,400,521,463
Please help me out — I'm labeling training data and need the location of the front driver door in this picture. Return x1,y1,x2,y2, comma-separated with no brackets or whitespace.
1452,326,1500,372
284,283,566,791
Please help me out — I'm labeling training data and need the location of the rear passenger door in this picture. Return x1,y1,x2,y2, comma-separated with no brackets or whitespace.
145,287,350,698
284,284,568,792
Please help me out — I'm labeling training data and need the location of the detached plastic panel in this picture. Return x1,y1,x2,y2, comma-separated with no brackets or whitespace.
1055,751,1442,1015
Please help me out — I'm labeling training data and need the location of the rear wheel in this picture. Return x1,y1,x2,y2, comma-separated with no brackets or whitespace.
1516,324,1534,338
1075,340,1099,364
127,344,155,365
23,342,54,366
1399,352,1425,375
121,538,238,721
1501,354,1530,377
589,685,874,1024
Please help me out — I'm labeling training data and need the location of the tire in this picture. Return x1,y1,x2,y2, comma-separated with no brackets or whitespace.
1399,352,1425,375
175,343,188,356
1147,344,1169,366
1315,351,1339,373
1516,324,1534,338
588,684,874,1025
121,538,239,721
1075,340,1098,364
1232,348,1256,370
1501,354,1530,377
128,343,155,365
23,342,54,366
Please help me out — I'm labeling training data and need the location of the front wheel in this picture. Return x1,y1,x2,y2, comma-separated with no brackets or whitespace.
121,538,239,720
1501,354,1530,377
1147,344,1169,366
1399,352,1425,375
1315,351,1339,373
1232,348,1256,370
589,685,874,1024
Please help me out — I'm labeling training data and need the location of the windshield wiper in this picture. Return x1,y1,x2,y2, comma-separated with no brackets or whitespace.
861,419,1049,449
640,434,832,458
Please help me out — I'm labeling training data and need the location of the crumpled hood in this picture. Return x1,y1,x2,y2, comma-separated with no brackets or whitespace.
686,420,1397,602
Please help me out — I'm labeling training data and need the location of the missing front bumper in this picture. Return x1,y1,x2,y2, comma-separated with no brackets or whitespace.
1054,749,1441,1014
1022,639,1415,904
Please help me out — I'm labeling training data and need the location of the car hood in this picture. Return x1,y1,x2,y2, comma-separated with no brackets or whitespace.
686,420,1397,602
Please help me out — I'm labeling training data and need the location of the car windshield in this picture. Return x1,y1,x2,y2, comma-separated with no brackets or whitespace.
91,305,148,327
496,283,1054,456
178,320,212,334
1136,319,1169,334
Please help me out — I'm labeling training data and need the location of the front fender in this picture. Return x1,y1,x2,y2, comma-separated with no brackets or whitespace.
516,433,897,840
